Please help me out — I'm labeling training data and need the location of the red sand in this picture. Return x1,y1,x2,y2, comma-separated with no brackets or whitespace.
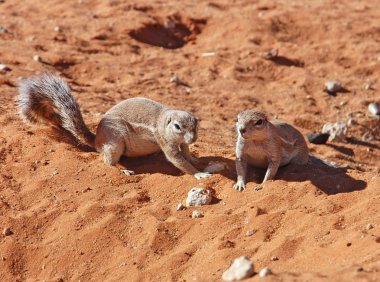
0,0,379,281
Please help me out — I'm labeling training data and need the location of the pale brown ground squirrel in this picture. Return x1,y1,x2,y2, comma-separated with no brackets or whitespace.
234,110,309,191
17,73,211,179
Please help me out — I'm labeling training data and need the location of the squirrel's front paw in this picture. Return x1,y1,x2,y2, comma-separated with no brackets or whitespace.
233,181,246,191
120,169,135,176
194,172,212,180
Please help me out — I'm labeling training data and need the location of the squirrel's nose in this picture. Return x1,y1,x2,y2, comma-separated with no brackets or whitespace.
239,128,246,135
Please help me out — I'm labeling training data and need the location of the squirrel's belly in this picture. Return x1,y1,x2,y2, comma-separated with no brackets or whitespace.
246,151,269,168
124,134,160,157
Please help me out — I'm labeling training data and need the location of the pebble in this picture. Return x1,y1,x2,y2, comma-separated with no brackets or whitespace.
259,267,273,277
54,26,61,32
176,203,185,211
368,103,380,116
204,161,226,173
245,230,255,237
363,80,372,90
222,256,254,281
0,26,8,33
263,48,278,60
33,55,41,62
0,63,11,73
186,188,212,207
306,133,330,144
366,223,374,230
3,227,12,236
201,52,216,57
346,118,357,126
192,210,203,218
271,256,279,261
325,81,342,93
322,122,347,142
254,186,263,191
362,132,374,142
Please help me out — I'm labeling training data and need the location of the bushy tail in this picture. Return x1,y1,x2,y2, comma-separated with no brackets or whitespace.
17,73,95,147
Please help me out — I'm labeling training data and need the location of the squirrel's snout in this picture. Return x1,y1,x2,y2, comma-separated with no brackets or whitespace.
184,132,196,144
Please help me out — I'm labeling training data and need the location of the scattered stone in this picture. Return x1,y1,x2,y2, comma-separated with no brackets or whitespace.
322,122,348,142
263,48,278,60
254,186,263,191
201,51,216,57
3,227,12,236
259,267,273,277
346,118,357,126
54,26,61,32
271,256,279,261
368,103,380,116
192,210,203,218
357,266,364,272
363,80,373,90
325,81,342,93
33,55,41,62
362,132,374,142
366,223,374,230
176,203,185,211
204,161,226,173
0,26,8,33
222,256,254,281
0,64,11,73
245,230,255,237
340,100,348,106
306,133,330,144
346,242,352,247
186,188,212,207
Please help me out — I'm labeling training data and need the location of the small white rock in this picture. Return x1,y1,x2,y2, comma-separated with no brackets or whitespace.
222,256,254,281
186,188,212,207
201,51,216,57
368,103,380,116
363,80,372,90
263,48,278,60
33,55,41,62
0,26,8,33
346,118,357,126
176,203,185,211
259,267,273,277
245,230,255,237
3,227,12,236
362,132,374,142
366,223,374,230
271,256,279,261
322,122,348,142
0,64,11,73
54,26,61,32
325,81,342,93
192,210,203,218
204,161,226,173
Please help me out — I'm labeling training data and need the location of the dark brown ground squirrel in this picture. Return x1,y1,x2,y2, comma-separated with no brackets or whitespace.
17,73,211,179
234,110,309,191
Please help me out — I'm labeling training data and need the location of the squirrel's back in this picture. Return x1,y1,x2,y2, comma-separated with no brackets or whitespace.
18,73,94,146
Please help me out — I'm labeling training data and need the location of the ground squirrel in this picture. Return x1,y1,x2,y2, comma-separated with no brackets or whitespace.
17,73,211,179
234,110,309,191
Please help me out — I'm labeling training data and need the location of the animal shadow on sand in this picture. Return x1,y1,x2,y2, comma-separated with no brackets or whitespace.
274,162,366,195
46,128,367,194
120,154,236,178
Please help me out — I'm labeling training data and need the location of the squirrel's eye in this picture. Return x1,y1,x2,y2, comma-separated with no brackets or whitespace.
256,119,263,125
174,123,181,130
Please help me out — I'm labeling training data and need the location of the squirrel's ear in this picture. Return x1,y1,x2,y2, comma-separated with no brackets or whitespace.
166,116,172,125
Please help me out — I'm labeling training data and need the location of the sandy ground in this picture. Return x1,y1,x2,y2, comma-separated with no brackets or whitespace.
1,0,380,281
